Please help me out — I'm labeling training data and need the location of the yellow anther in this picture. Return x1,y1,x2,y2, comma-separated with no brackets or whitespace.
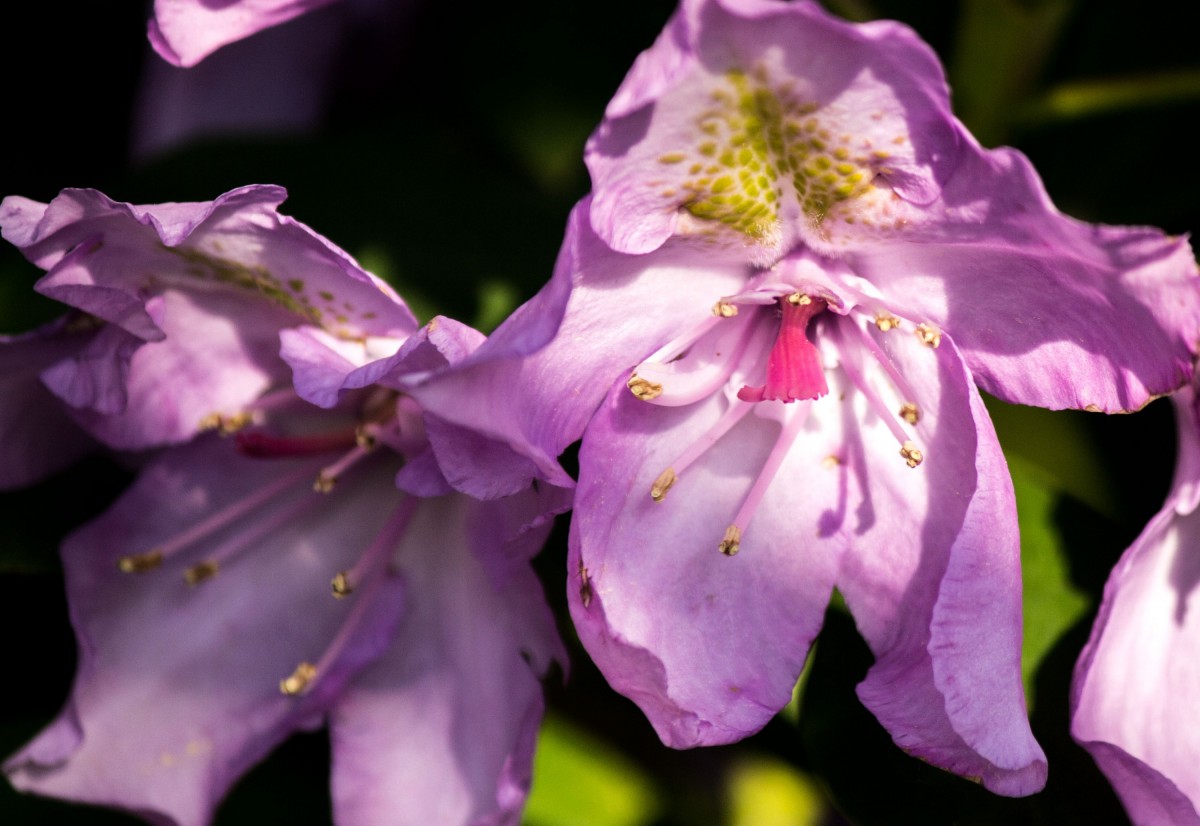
197,412,223,432
183,560,219,585
712,300,739,317
900,441,924,468
786,292,813,305
719,525,742,556
915,323,941,348
217,412,254,436
313,473,336,493
822,454,842,469
331,572,353,598
118,550,164,574
899,402,921,425
627,375,664,401
355,426,377,450
874,313,901,332
650,469,677,502
279,661,317,696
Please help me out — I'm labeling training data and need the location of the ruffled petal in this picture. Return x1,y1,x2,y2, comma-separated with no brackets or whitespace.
839,332,1045,795
1072,391,1200,823
329,493,563,826
148,0,339,67
4,439,407,826
568,382,842,745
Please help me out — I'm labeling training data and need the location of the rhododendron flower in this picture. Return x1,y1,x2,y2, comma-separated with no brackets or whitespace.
1072,387,1200,825
411,0,1200,796
0,185,412,459
5,311,569,825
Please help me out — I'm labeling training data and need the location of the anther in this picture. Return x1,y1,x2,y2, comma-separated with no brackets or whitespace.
786,292,813,305
899,402,921,424
183,560,220,585
578,562,593,609
712,300,739,317
719,525,742,556
279,661,317,696
874,313,901,332
914,324,941,348
627,375,664,401
650,469,677,503
899,441,924,468
118,550,164,574
355,425,378,450
314,473,337,493
331,572,353,598
217,412,254,435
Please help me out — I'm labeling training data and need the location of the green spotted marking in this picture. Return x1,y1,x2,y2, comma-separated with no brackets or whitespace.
170,248,327,327
658,67,882,242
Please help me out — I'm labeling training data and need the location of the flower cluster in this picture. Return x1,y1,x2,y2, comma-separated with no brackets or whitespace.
5,0,1200,824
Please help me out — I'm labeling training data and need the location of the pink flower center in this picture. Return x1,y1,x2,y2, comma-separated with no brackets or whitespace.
737,295,829,403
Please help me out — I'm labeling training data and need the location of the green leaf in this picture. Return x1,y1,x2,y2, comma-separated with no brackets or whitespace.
725,755,829,826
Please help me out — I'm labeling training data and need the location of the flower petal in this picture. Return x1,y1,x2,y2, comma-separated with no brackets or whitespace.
839,332,1046,795
4,439,406,825
329,494,562,826
148,0,339,67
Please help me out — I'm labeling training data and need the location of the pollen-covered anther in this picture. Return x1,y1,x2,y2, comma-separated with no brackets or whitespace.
874,313,901,332
279,661,317,696
712,300,739,317
899,440,924,468
650,468,677,502
313,472,337,493
719,525,742,556
899,402,921,424
354,425,378,451
183,560,219,585
118,550,164,573
627,374,664,401
914,323,941,348
331,572,353,599
215,412,254,436
786,292,813,306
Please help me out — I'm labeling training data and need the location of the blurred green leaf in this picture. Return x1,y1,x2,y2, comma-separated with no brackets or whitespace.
725,755,828,826
1018,69,1200,125
523,715,663,826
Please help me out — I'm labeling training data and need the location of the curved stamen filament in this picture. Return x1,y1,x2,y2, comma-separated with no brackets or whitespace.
281,497,418,696
634,316,764,408
315,443,375,493
650,400,755,501
834,324,923,467
332,495,420,598
119,464,316,574
720,402,811,555
850,318,923,420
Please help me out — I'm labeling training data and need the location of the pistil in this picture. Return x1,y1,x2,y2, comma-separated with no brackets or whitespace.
737,294,829,403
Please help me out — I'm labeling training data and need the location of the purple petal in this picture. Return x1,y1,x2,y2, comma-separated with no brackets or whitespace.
1071,390,1200,822
148,0,340,67
849,147,1200,414
5,439,407,825
568,382,842,745
330,493,562,826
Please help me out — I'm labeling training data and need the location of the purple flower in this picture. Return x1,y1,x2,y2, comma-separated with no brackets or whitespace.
148,0,340,67
411,0,1200,796
1072,387,1200,825
0,185,415,460
5,311,570,825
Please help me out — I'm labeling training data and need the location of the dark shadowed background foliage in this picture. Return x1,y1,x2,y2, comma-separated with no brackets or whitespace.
4,1,1200,823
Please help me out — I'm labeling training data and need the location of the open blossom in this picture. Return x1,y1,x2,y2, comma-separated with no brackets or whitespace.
1072,387,1200,825
5,307,569,825
0,185,413,478
410,0,1200,796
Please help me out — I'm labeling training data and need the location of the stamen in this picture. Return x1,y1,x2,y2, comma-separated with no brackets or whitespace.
851,319,922,407
738,295,829,403
315,444,373,493
874,312,901,332
117,550,164,573
719,525,742,556
217,412,255,435
284,499,416,697
627,375,664,401
712,300,739,317
899,402,921,424
635,316,764,408
183,560,219,585
719,403,811,554
280,662,317,696
914,323,941,348
330,495,419,599
578,560,594,608
650,469,677,503
900,441,924,468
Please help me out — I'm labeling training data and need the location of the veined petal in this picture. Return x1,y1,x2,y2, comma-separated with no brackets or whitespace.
1072,390,1200,823
568,382,842,745
4,439,406,826
839,332,1045,795
849,146,1200,413
330,494,563,826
